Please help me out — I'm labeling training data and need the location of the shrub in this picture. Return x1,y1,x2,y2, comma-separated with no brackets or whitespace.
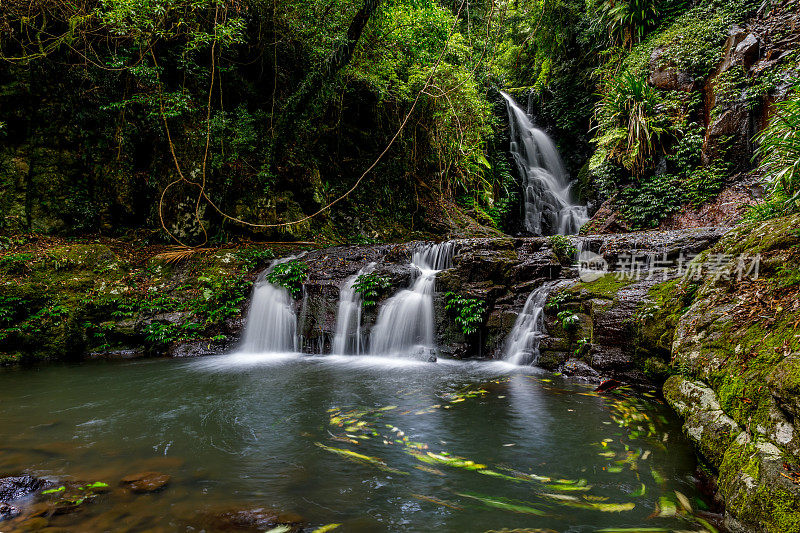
352,273,391,308
557,310,581,332
754,81,800,216
594,71,670,177
592,0,660,48
617,174,684,229
266,260,309,298
444,292,486,336
549,235,578,264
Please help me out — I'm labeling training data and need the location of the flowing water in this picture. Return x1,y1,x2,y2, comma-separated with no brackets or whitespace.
0,355,711,532
501,91,588,236
504,281,565,365
240,259,299,353
332,263,376,355
369,243,455,356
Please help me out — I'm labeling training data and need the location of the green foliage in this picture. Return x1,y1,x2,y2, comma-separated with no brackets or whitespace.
443,292,486,336
545,290,569,312
591,0,660,48
574,337,591,357
617,174,683,229
0,253,33,274
352,272,391,308
549,235,578,264
196,273,251,324
754,81,800,217
266,260,309,298
0,296,26,325
236,248,277,271
557,310,580,332
594,71,670,177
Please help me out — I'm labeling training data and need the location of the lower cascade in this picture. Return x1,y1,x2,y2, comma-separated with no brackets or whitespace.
369,242,455,356
500,91,588,236
503,280,563,365
331,263,375,355
240,261,298,353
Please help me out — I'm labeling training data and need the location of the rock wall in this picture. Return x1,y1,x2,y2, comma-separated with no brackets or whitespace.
647,214,800,531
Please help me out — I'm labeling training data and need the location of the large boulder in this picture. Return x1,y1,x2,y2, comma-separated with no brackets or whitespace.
649,46,697,92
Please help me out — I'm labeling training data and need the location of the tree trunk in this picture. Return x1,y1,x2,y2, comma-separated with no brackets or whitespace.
270,0,382,163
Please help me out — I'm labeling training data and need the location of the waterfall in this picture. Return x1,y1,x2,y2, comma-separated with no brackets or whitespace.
503,281,562,365
369,242,455,356
500,91,588,236
331,263,376,355
240,259,299,353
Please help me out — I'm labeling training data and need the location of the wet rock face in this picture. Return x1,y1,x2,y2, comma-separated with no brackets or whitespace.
649,46,696,92
664,376,800,532
291,228,724,368
0,474,44,502
119,471,170,493
656,214,800,531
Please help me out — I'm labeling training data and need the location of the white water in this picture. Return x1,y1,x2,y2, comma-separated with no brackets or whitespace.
369,242,455,356
239,259,299,353
503,280,563,365
500,91,588,236
331,263,376,355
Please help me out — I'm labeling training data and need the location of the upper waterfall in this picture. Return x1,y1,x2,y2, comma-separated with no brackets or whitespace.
500,91,588,236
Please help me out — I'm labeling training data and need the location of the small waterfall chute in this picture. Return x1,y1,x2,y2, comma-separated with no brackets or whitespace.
500,91,588,236
503,280,564,365
369,242,455,357
239,257,301,354
331,263,376,355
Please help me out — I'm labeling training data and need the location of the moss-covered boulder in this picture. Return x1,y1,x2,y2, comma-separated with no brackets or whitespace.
656,214,800,531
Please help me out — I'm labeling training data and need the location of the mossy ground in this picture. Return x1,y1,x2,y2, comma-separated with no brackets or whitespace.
650,214,800,531
0,236,310,364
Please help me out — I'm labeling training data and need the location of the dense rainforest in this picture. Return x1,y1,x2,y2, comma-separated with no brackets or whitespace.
2,0,800,531
1,0,796,244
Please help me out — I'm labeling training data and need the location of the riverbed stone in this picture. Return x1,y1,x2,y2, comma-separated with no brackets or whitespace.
119,472,170,493
0,474,44,502
0,502,20,520
198,506,304,532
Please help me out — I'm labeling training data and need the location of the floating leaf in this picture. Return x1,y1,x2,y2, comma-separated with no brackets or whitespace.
544,482,592,492
264,527,292,533
315,442,407,475
414,465,446,476
407,450,487,471
628,483,646,497
411,493,463,510
650,467,666,486
655,495,677,517
312,524,341,533
456,492,547,515
674,490,692,513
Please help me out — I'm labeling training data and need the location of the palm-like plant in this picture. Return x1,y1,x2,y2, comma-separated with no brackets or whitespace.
593,0,660,48
755,82,800,214
593,71,668,177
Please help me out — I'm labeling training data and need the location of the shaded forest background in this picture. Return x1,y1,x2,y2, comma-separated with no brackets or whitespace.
0,0,798,245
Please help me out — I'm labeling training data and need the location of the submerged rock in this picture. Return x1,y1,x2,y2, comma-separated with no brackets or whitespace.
195,506,304,532
0,502,20,520
119,471,170,493
0,474,44,502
